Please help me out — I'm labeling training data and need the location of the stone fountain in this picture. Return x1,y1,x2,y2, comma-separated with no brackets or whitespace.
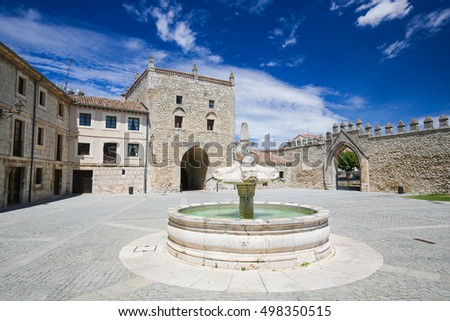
166,123,333,270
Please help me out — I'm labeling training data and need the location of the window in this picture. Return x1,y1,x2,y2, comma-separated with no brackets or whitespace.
17,76,27,96
128,117,139,131
35,168,43,185
209,100,215,108
174,116,183,128
37,127,44,146
77,143,90,156
13,119,24,157
207,119,214,131
103,143,118,163
106,116,117,129
176,95,183,104
56,134,63,161
79,113,91,126
128,144,139,157
279,171,284,179
39,90,46,107
58,103,64,117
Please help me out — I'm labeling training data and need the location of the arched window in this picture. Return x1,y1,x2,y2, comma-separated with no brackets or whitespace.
205,111,217,131
173,107,186,129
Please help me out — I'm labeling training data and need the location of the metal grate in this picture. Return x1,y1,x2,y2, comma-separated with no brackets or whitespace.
134,245,158,252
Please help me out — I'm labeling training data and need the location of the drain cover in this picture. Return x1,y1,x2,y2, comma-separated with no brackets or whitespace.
413,238,436,245
134,245,158,252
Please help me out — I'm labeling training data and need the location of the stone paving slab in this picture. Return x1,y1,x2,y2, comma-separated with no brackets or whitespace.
0,188,448,300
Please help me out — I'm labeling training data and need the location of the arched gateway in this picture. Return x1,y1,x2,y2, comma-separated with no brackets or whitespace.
324,131,370,192
180,147,210,191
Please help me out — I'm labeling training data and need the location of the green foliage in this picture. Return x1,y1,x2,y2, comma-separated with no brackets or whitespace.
406,194,450,202
337,150,360,173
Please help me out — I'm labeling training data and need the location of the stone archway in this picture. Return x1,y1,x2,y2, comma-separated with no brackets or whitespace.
180,147,210,191
324,132,370,192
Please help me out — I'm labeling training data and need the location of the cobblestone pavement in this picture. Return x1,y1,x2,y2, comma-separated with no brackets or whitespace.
0,189,449,301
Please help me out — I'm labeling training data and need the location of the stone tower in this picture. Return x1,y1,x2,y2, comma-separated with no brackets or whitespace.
125,58,236,192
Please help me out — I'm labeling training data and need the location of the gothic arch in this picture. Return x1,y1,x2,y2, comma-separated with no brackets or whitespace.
324,131,370,192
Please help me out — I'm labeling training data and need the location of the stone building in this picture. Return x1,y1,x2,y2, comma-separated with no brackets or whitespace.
125,57,236,192
288,133,325,147
0,42,72,207
68,95,150,194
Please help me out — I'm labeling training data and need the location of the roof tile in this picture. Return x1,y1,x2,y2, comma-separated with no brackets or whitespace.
70,95,148,113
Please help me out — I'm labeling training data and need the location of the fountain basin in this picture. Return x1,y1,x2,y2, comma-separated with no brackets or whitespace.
166,202,333,270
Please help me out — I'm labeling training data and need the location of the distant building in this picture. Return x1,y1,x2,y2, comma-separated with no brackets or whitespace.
288,133,325,147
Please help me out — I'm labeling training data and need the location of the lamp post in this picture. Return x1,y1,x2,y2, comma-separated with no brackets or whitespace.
0,100,25,119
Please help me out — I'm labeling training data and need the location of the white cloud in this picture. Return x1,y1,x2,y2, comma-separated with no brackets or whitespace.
0,5,345,144
269,16,302,49
0,7,168,96
381,8,450,59
260,55,305,68
173,63,343,143
329,0,361,12
406,8,450,38
124,0,223,62
356,0,412,27
379,40,409,59
219,0,273,15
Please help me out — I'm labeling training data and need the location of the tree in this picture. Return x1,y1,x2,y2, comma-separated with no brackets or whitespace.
337,150,360,177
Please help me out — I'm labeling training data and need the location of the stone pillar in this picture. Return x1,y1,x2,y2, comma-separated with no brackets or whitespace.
374,124,382,136
410,119,419,131
332,123,338,134
192,64,198,78
236,182,256,219
240,122,249,143
385,122,393,134
229,72,235,86
423,116,434,130
397,120,406,133
439,114,449,128
340,122,346,132
148,55,154,68
326,131,332,141
356,118,363,133
365,123,372,135
348,120,354,131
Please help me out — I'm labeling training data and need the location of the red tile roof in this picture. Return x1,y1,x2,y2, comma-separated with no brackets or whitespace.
70,95,148,113
250,148,291,166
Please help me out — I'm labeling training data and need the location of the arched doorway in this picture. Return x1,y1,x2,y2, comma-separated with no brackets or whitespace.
180,147,209,191
334,146,361,191
324,132,369,192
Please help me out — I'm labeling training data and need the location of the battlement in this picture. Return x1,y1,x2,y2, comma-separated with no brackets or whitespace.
329,114,449,139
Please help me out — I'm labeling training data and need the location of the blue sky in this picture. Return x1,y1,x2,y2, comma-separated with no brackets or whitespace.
1,0,449,143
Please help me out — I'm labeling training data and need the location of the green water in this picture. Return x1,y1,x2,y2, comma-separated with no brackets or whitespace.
179,204,316,220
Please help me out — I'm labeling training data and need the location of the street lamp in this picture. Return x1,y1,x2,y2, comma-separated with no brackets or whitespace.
0,100,25,119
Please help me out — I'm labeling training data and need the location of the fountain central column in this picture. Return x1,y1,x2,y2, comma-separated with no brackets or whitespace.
236,182,256,219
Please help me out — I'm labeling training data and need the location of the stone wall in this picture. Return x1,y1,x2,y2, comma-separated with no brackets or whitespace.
275,116,450,195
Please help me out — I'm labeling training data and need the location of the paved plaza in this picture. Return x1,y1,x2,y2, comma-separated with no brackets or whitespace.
0,188,449,301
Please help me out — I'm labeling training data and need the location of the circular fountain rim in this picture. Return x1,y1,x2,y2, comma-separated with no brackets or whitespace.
168,201,329,226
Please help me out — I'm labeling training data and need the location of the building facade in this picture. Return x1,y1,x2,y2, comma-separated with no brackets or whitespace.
68,95,150,194
0,42,71,207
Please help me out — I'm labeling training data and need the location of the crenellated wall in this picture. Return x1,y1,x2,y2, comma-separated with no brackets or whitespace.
276,115,450,194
